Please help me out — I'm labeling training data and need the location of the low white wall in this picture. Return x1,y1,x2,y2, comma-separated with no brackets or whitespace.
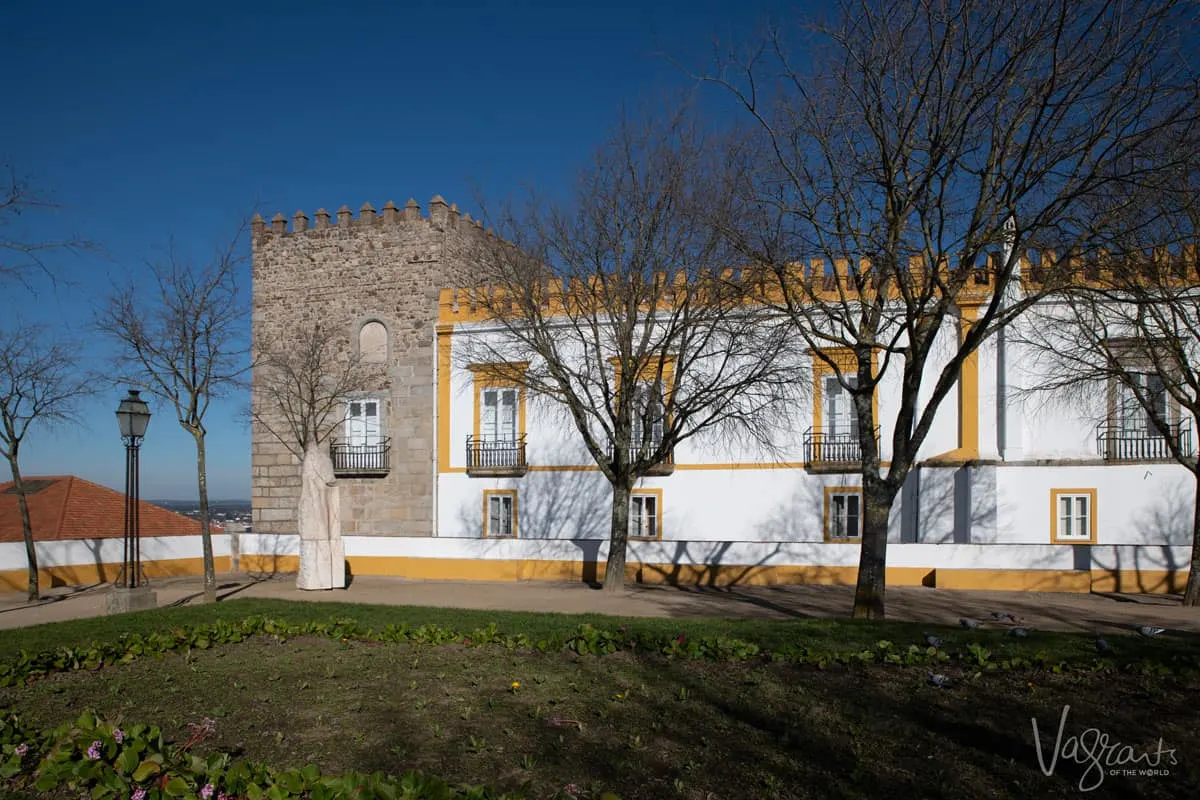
240,532,301,557
0,534,232,573
238,521,1191,576
337,535,1187,572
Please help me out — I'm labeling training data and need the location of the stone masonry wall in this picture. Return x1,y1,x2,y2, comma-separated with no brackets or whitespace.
251,198,487,537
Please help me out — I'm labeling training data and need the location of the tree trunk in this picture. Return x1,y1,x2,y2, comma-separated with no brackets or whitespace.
1184,470,1200,606
194,430,217,603
603,481,632,592
852,476,898,619
7,457,39,601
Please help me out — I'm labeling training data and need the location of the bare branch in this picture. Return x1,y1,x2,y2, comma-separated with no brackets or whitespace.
1019,115,1200,604
252,322,389,459
458,109,806,590
0,323,94,600
706,0,1195,618
93,219,252,602
0,163,95,290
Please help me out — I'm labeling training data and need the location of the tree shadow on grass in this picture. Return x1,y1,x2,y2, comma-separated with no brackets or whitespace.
346,645,1199,799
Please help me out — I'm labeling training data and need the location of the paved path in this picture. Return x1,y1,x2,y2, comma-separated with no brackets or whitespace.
0,573,1196,636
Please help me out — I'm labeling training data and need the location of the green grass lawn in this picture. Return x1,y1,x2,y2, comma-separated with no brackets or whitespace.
5,597,1199,666
1,600,1198,799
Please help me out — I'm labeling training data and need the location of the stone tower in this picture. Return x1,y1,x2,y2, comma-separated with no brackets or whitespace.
250,197,486,541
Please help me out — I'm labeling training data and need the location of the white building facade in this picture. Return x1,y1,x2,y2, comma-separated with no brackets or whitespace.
248,206,1193,593
407,282,1191,594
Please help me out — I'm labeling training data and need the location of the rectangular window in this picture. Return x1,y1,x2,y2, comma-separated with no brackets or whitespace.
1050,488,1096,543
629,491,661,540
481,387,518,441
1117,372,1168,433
824,488,862,541
823,375,859,438
483,490,517,538
631,383,665,454
345,398,382,447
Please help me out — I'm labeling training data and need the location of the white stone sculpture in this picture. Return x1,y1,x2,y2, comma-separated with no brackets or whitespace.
296,441,346,590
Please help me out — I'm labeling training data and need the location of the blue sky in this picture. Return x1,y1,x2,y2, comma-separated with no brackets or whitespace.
2,0,798,500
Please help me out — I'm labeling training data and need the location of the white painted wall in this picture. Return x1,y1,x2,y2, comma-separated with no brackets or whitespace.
995,464,1194,545
240,533,301,557
0,534,232,574
417,299,1197,578
447,313,974,470
232,527,1189,576
326,536,1179,573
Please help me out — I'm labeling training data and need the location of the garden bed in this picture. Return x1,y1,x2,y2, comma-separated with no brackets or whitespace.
0,605,1197,799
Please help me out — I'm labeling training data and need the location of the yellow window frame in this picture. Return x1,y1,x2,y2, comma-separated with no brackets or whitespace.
823,485,863,543
469,362,529,442
1049,488,1097,544
629,488,663,541
482,489,519,538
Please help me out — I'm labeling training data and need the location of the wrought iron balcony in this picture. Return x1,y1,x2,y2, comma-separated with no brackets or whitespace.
1096,421,1192,462
466,434,528,476
620,444,675,476
330,438,391,476
804,427,877,470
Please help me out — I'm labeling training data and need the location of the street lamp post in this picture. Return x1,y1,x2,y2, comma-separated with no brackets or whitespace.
108,389,157,614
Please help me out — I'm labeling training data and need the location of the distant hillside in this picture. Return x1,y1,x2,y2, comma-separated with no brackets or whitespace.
150,500,251,514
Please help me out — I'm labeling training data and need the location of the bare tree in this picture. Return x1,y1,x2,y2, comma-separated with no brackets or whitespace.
96,226,249,603
252,321,386,587
462,113,802,591
709,0,1195,616
1021,125,1200,605
252,321,387,458
0,325,92,600
1,164,92,288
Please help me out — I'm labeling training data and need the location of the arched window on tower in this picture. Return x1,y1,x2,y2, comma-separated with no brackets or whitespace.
359,320,388,363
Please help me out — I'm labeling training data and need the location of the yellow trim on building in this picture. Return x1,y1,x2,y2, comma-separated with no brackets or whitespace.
925,305,984,464
448,460,890,474
0,556,234,592
609,355,676,386
629,487,664,541
822,485,863,542
231,555,1184,595
240,554,301,574
1049,487,1098,544
482,489,519,538
932,568,1092,593
957,305,981,459
437,323,454,473
1089,568,1187,594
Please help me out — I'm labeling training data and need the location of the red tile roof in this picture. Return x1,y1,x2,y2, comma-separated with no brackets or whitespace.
0,476,223,544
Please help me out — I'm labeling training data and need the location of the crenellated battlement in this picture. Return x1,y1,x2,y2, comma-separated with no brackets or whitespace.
251,195,498,241
435,244,1200,323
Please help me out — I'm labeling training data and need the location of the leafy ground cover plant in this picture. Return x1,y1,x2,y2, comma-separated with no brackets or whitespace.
0,611,1197,798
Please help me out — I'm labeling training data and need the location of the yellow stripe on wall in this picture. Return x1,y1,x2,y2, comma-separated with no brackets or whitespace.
0,557,233,592
6,554,1183,596
339,558,1184,594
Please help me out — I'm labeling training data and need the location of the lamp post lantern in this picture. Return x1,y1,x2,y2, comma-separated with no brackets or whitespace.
114,389,152,596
